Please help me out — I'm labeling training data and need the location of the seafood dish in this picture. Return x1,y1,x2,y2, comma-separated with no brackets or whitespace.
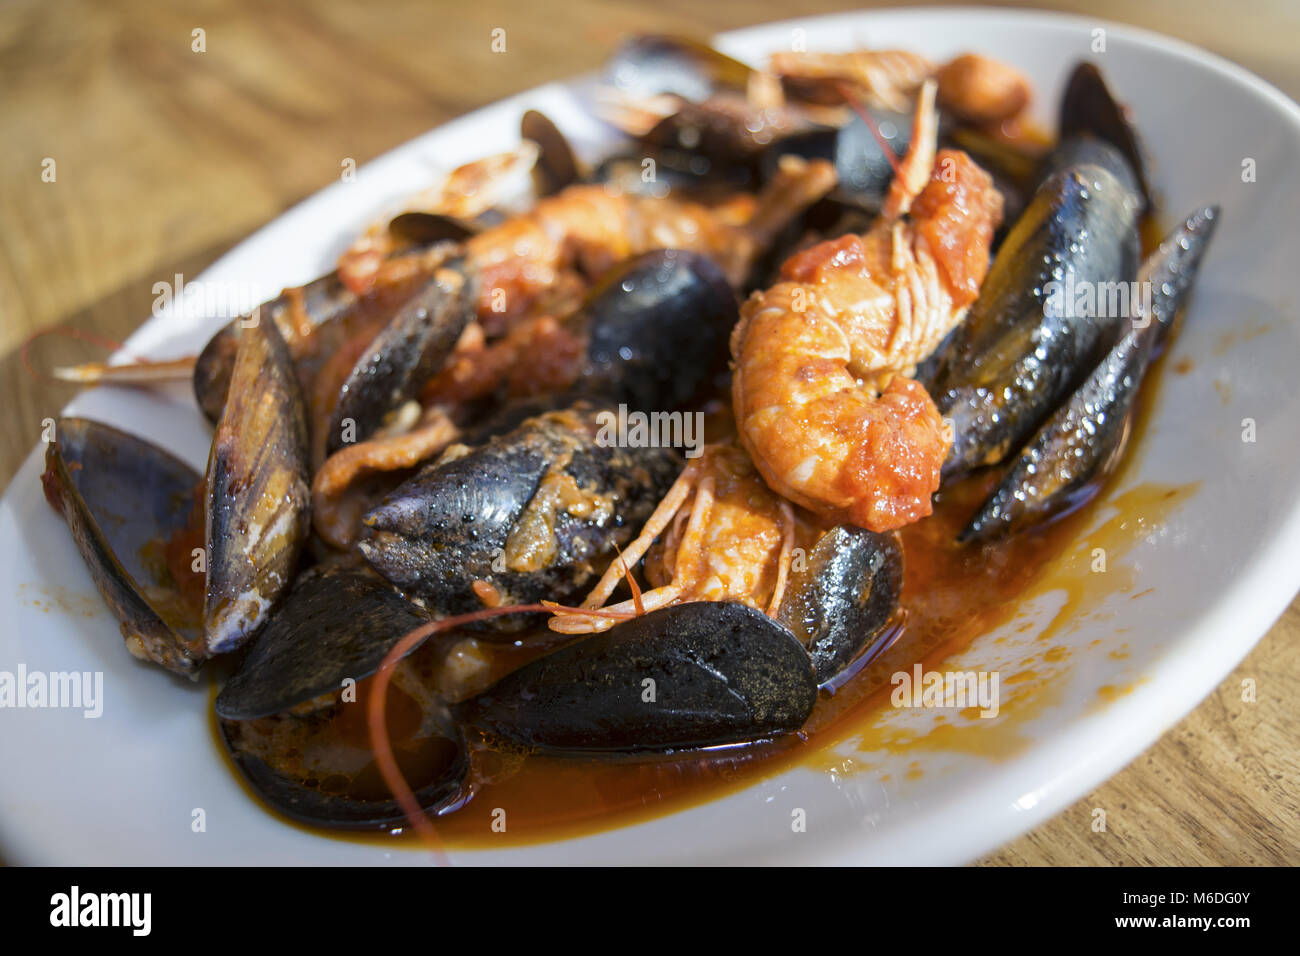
37,34,1220,850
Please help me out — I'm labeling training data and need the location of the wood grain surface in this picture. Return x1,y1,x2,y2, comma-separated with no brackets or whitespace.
1,0,1296,865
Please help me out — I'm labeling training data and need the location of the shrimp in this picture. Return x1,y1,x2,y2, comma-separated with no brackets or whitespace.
730,80,1004,532
770,49,935,111
338,143,540,295
463,154,835,331
772,49,1030,124
342,130,834,332
420,313,587,406
548,443,814,634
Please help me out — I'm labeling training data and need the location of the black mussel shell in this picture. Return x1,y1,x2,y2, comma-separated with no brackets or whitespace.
41,418,206,677
933,161,1141,481
324,263,474,457
522,109,580,196
777,526,904,685
1059,61,1153,212
459,602,818,753
576,248,737,412
219,707,468,830
960,205,1219,542
204,315,311,655
359,403,681,625
216,565,430,720
193,270,356,424
388,211,480,245
604,34,752,101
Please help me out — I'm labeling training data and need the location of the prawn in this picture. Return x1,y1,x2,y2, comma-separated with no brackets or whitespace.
461,155,835,332
342,143,836,331
730,80,1004,532
548,442,813,634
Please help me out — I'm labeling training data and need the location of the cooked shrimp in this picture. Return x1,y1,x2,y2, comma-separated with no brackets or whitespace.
339,143,539,294
420,313,587,405
773,48,1029,124
730,80,1004,532
770,49,935,111
935,54,1032,125
464,154,835,331
549,443,814,634
311,405,460,550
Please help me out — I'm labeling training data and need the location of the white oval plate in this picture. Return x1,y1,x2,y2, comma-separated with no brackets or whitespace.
2,7,1298,865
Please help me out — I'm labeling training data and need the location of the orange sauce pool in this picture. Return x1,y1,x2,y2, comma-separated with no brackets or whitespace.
209,303,1195,849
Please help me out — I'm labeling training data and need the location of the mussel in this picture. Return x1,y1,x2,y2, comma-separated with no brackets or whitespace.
1058,62,1154,213
763,103,912,213
41,419,206,678
776,526,904,686
218,583,469,827
193,270,356,424
604,35,753,102
323,263,474,457
522,109,581,196
204,315,311,655
216,565,430,720
961,206,1219,541
573,249,737,412
932,159,1142,481
215,564,468,828
359,403,681,624
459,602,818,753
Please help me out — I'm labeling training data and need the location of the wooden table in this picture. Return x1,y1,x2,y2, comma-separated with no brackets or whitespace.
1,0,1296,865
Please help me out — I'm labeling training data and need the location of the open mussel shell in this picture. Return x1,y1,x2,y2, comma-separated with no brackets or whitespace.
205,315,311,655
961,205,1220,542
522,109,581,196
1059,61,1153,213
933,160,1142,481
1038,135,1138,200
777,526,903,686
193,270,357,425
459,602,818,753
220,724,468,830
576,249,737,411
216,563,470,829
219,690,468,830
216,565,430,720
604,34,752,101
387,211,480,245
359,403,681,626
324,262,473,457
41,418,206,678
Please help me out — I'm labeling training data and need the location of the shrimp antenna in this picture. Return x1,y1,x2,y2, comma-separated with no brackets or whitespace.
367,599,635,863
